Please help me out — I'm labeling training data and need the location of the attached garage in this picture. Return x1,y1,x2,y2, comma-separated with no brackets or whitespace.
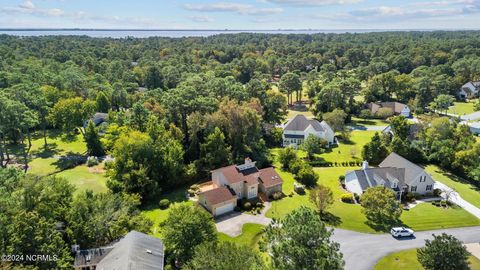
198,186,237,217
213,202,235,216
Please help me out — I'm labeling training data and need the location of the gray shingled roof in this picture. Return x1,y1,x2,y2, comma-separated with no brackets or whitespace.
379,152,424,185
352,167,405,191
283,114,325,132
95,231,164,270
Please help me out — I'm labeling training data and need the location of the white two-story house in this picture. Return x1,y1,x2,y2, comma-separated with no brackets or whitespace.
282,114,335,147
458,81,480,100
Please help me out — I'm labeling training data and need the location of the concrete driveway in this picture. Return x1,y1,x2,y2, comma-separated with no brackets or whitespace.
434,181,480,219
215,203,272,237
332,226,480,270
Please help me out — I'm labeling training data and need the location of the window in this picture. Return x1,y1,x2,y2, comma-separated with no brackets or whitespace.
426,185,433,191
411,186,417,192
420,175,426,182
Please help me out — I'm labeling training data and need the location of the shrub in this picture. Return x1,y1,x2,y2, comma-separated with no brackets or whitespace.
243,202,252,210
187,189,196,197
341,193,354,203
159,199,170,209
433,188,442,197
256,202,263,208
272,191,282,200
404,192,415,202
295,164,318,187
338,175,345,183
234,206,241,212
353,193,360,203
86,156,99,167
359,109,373,119
290,159,304,174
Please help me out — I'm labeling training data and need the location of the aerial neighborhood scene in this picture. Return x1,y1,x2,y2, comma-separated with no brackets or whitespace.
1,0,480,270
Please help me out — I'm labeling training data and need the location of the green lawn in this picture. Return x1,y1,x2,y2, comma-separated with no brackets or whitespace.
286,108,314,120
218,223,265,248
266,163,480,233
375,249,480,270
425,165,480,209
6,130,110,194
141,187,191,238
402,203,480,231
56,164,108,194
315,130,377,164
448,100,477,115
351,117,390,127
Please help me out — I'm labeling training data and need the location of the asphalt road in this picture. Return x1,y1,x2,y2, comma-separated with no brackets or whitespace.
331,226,480,270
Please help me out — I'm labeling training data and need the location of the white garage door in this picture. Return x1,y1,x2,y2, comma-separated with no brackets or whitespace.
215,203,234,216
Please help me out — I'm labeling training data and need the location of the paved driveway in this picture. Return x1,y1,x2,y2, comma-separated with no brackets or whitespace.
434,181,480,219
332,226,480,270
215,203,272,237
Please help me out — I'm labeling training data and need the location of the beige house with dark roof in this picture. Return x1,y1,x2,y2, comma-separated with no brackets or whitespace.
198,158,283,217
367,102,411,117
345,153,435,197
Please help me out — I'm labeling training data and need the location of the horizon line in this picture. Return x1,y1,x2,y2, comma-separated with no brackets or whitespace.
0,28,479,32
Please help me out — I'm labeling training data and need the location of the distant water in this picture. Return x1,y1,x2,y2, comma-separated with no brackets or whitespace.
0,29,399,38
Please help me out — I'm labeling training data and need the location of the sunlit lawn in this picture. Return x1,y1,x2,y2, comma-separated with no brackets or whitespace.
375,249,480,270
350,117,390,127
447,100,477,115
315,130,377,164
218,223,265,248
141,188,191,238
286,108,314,120
425,165,480,209
56,164,108,194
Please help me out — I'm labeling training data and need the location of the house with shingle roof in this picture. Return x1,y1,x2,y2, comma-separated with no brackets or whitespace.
282,114,335,147
198,158,283,217
74,231,164,270
367,102,411,117
458,81,480,100
345,152,435,197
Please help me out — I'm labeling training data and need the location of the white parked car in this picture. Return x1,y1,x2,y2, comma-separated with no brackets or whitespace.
390,227,414,238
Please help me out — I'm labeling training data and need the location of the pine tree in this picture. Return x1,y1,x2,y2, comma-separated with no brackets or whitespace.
85,120,104,156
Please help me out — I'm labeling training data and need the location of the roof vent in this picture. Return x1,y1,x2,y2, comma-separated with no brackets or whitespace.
146,249,153,254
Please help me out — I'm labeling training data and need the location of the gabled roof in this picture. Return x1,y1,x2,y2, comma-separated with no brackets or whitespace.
212,165,259,185
258,167,283,188
349,167,405,192
368,102,408,114
199,186,236,205
95,231,164,270
379,152,424,185
283,114,326,132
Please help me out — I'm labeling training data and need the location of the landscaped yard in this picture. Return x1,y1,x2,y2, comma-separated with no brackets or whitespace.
425,165,480,209
6,130,110,194
350,117,390,127
375,249,480,270
315,130,377,164
447,100,477,115
286,108,314,120
218,223,265,248
265,163,480,233
141,187,191,238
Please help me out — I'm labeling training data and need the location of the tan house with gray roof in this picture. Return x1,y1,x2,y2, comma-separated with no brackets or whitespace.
345,152,435,196
282,114,335,147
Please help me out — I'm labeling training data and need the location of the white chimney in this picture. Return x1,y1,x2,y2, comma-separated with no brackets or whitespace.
362,160,369,170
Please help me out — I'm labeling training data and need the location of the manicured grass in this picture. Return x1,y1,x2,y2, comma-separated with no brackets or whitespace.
286,108,314,120
218,223,265,248
425,165,480,209
351,117,390,127
315,130,377,164
375,249,422,270
141,188,191,238
375,249,480,270
56,164,108,194
448,100,477,115
266,162,480,233
402,203,480,231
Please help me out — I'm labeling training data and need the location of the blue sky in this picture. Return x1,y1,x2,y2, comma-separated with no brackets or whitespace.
0,0,479,29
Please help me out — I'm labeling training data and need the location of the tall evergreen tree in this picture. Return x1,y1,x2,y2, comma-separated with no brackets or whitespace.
84,120,105,156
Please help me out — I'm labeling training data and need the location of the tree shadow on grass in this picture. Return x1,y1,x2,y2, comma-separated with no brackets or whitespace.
31,143,61,158
365,218,405,233
321,212,342,227
52,151,86,171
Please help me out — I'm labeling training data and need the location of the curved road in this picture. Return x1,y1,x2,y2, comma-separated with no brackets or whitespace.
331,226,480,270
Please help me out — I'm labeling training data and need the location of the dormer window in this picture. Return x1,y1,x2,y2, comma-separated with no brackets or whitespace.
391,180,398,189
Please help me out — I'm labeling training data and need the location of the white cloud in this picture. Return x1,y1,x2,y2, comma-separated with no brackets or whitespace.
189,15,214,22
264,0,362,5
19,1,35,10
184,2,283,16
